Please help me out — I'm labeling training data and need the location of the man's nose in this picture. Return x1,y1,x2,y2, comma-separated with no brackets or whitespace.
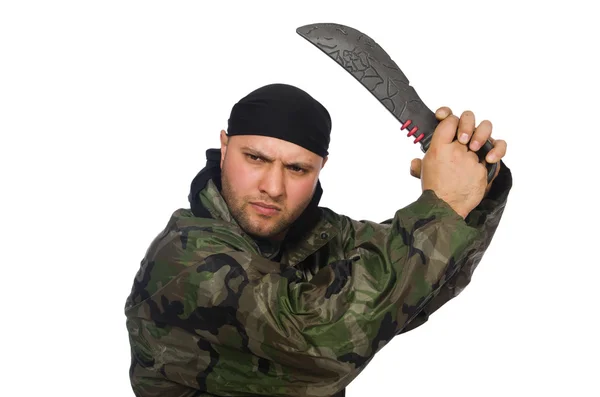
258,165,285,199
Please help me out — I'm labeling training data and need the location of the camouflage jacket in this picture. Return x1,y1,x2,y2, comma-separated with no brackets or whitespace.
125,149,513,397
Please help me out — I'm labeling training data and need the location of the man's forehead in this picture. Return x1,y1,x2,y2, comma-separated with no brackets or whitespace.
231,134,320,162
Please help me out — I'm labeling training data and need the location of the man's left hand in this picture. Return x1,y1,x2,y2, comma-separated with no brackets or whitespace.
410,106,507,197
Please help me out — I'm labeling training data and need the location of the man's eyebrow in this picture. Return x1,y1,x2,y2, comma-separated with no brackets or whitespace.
240,145,315,170
240,145,273,160
287,161,315,171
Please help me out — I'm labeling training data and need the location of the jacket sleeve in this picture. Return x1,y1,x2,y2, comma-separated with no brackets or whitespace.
124,169,510,396
399,160,513,333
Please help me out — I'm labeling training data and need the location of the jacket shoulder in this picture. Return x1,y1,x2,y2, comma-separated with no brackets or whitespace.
125,209,256,312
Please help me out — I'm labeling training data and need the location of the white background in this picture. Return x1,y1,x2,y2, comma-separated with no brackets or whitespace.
2,0,598,396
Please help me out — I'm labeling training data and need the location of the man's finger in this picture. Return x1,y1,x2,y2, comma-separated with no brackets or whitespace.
485,139,507,163
430,114,459,148
457,110,476,144
470,120,493,151
410,158,422,178
435,106,453,120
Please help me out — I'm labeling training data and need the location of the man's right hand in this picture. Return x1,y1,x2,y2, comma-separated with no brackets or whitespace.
419,107,489,219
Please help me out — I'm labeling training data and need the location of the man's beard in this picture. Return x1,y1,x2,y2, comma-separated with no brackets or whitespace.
220,164,312,240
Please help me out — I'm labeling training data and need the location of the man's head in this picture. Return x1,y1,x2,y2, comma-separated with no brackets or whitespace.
218,83,331,241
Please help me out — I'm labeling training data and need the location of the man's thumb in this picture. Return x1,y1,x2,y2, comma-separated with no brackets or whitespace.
410,158,422,179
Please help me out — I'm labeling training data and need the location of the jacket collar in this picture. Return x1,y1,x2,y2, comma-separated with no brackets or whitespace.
198,178,238,226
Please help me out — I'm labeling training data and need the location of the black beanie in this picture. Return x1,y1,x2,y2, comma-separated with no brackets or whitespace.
227,83,332,157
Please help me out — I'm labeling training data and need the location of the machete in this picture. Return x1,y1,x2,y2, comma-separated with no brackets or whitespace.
296,22,498,183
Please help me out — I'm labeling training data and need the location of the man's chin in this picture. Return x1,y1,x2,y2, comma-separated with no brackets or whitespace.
246,226,283,240
242,220,287,241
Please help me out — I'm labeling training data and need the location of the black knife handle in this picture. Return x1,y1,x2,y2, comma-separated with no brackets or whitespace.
480,141,499,183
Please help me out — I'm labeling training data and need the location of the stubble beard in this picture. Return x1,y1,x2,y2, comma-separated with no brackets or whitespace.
220,165,312,240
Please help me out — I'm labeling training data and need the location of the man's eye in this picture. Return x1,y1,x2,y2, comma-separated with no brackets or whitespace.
247,154,261,162
289,166,305,173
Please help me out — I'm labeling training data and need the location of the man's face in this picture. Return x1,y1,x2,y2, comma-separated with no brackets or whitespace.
219,130,327,241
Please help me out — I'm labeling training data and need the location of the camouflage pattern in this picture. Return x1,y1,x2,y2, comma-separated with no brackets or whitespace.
125,161,512,397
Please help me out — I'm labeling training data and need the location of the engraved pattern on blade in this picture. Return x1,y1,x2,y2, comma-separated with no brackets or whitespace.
297,23,437,151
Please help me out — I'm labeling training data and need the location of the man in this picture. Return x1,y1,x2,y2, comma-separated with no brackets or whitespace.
125,83,512,397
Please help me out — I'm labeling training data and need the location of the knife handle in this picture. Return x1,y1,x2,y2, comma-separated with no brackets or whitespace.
479,140,499,183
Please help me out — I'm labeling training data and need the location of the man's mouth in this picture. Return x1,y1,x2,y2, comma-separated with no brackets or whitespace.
250,202,280,216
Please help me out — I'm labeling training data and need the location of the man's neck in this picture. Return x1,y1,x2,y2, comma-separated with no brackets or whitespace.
253,235,284,261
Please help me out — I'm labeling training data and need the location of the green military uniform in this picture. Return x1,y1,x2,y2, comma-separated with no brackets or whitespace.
125,148,512,396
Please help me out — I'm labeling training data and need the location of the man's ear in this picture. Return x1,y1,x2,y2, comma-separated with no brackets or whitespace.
219,130,229,168
321,156,328,169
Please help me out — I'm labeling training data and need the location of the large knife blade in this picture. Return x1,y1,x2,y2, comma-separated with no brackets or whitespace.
296,22,497,183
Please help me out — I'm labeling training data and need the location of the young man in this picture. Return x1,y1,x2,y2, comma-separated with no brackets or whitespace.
125,83,512,397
